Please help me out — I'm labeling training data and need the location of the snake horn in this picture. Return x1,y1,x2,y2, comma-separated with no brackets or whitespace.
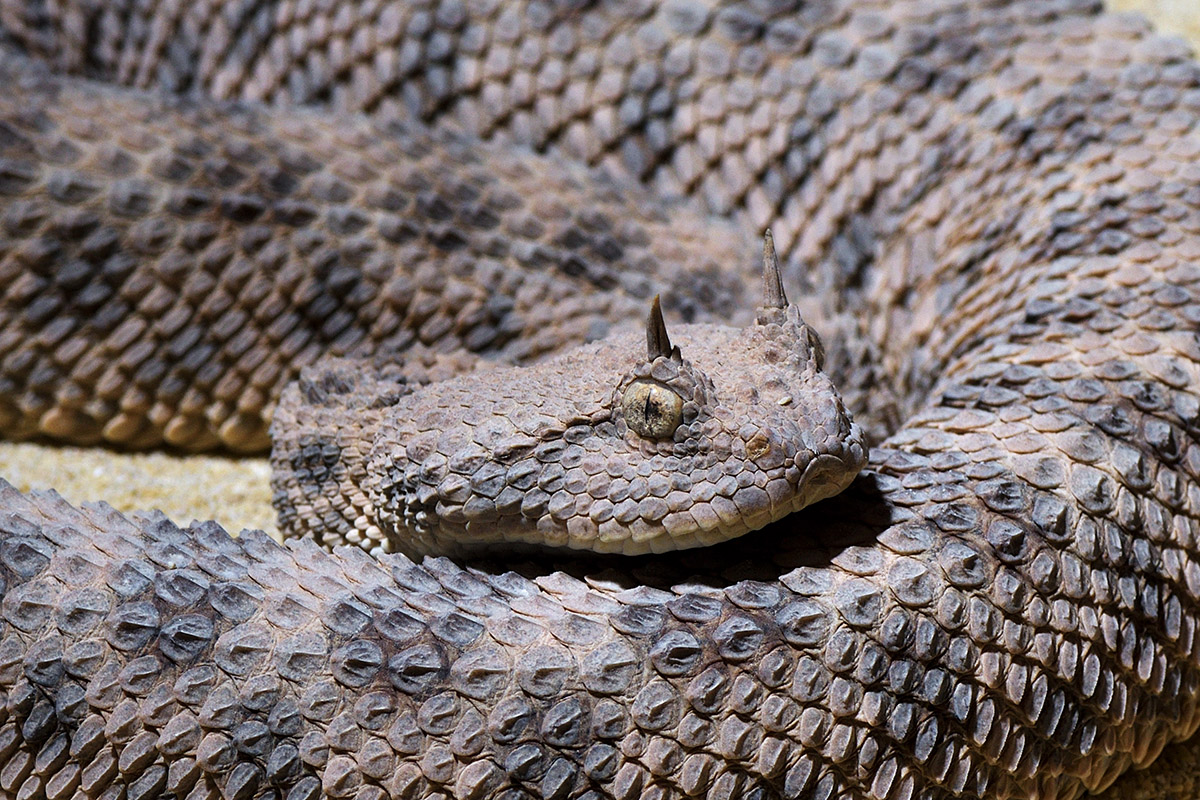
762,229,788,309
646,295,681,362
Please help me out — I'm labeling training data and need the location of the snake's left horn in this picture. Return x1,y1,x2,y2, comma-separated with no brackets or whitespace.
762,230,787,309
646,295,681,362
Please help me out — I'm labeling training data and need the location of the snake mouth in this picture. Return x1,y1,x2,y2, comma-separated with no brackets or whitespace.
367,413,869,558
572,446,868,557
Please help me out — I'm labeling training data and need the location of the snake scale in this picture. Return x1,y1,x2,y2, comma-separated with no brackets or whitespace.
1,0,1200,797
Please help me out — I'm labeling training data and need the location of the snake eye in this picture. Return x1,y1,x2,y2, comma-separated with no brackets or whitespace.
621,380,683,439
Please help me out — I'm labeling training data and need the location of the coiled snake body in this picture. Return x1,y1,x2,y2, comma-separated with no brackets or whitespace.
0,1,1199,798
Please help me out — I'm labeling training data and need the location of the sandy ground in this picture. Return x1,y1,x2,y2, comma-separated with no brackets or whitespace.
1112,0,1200,41
0,441,277,535
2,3,1200,797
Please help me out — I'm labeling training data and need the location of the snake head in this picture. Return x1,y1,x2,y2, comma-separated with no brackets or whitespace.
319,232,868,557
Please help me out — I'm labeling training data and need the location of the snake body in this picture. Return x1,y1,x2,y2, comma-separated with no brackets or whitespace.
1,1,1200,798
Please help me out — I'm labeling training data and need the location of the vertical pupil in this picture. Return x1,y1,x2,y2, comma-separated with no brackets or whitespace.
622,380,681,439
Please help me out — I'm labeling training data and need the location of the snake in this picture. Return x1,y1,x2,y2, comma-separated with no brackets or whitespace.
0,0,1199,798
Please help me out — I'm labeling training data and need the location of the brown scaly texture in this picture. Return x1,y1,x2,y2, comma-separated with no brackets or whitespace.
0,52,756,453
1,1,1200,799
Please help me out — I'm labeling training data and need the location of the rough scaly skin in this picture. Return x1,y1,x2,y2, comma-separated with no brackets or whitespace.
0,52,756,452
1,1,1200,799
